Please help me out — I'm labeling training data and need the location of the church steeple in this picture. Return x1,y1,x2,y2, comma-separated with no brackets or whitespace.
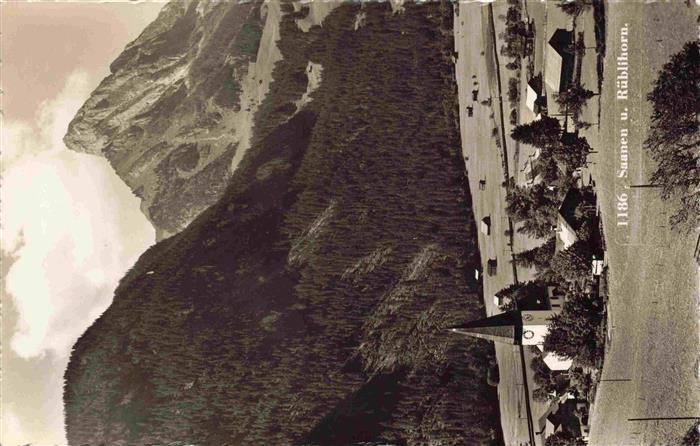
448,310,523,344
449,309,557,346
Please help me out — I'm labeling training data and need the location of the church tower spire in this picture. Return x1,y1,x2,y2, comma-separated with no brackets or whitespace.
448,310,523,345
449,309,556,346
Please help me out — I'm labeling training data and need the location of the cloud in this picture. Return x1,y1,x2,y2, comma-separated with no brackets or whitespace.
1,407,28,445
1,71,156,360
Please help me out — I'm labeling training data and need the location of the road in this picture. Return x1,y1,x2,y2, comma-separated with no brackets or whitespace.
486,4,537,445
454,3,548,445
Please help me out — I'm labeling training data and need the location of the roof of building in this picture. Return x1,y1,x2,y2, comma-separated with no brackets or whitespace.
544,29,575,93
556,213,579,252
555,187,585,251
537,400,561,434
558,187,585,230
549,29,574,56
528,74,543,95
543,351,574,371
526,74,543,113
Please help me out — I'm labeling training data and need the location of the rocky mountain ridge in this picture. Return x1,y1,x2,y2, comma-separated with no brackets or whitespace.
64,0,283,239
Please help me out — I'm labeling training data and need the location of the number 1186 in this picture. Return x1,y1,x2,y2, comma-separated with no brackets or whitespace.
616,193,628,226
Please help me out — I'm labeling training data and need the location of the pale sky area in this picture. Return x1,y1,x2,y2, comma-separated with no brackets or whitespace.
1,2,164,444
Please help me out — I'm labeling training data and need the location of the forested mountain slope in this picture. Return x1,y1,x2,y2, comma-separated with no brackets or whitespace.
64,3,502,445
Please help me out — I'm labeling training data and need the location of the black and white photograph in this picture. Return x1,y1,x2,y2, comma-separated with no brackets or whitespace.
1,0,698,445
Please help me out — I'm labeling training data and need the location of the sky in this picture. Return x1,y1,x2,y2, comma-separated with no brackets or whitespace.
1,2,163,444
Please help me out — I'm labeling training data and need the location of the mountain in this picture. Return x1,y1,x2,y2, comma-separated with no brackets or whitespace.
64,2,503,445
63,0,281,239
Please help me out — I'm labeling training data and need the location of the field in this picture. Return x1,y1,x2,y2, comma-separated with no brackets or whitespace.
585,2,700,444
454,4,548,445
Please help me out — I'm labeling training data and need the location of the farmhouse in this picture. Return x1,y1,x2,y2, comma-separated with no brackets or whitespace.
544,29,575,94
555,186,599,253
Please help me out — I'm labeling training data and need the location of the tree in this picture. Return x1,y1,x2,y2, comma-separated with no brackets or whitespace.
557,0,592,17
568,366,593,399
517,210,559,239
543,289,604,367
549,239,592,283
553,134,592,171
533,387,556,403
531,354,569,397
511,116,562,148
506,183,559,222
644,41,700,231
531,354,552,387
681,421,700,446
574,120,592,130
513,236,555,270
508,77,520,103
545,431,587,446
555,85,595,115
495,280,546,310
533,156,564,185
506,183,560,238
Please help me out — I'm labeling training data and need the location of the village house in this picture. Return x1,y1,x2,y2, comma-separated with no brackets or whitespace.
544,29,575,95
544,28,575,128
525,74,545,115
555,187,587,252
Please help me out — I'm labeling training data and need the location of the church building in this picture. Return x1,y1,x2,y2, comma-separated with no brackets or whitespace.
450,309,572,371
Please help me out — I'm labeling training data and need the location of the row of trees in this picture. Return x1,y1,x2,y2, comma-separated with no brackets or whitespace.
499,0,532,61
644,40,699,231
499,0,530,128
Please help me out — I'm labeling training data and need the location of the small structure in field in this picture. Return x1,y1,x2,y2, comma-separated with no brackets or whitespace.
591,259,605,276
480,216,491,235
487,258,497,276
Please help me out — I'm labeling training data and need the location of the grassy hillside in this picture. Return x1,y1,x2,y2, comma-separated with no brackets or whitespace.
64,3,502,445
